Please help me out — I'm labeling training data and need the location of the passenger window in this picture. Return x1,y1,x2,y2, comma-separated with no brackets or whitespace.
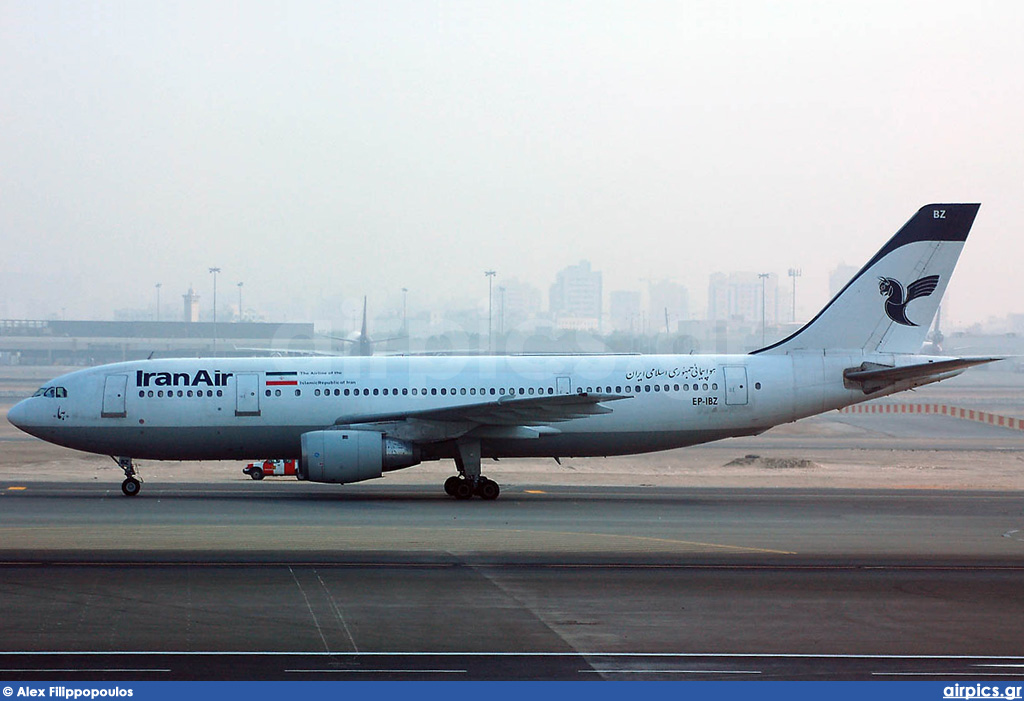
295,389,301,396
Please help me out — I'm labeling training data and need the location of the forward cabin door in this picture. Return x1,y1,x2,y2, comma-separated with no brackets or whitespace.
723,365,749,406
235,373,261,416
101,374,128,418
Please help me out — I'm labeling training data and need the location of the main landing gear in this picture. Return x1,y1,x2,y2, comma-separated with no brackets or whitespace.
444,475,500,500
113,456,142,497
445,439,500,500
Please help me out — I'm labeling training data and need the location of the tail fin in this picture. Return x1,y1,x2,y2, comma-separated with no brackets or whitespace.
754,204,980,355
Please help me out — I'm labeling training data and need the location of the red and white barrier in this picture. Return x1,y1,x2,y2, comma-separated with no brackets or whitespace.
840,403,1024,431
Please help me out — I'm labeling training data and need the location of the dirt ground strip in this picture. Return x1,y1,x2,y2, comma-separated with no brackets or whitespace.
4,403,1024,491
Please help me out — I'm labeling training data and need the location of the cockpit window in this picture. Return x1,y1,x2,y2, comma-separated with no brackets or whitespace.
32,386,67,398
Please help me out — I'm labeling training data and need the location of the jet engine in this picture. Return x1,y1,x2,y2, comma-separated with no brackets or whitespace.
298,430,421,484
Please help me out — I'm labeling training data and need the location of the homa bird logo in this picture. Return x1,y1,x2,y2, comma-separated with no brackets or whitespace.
878,275,940,326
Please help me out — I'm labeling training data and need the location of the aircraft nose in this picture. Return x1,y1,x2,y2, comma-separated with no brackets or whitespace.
7,399,31,432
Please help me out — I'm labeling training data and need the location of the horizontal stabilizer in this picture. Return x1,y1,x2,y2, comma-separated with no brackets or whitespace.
843,357,1002,395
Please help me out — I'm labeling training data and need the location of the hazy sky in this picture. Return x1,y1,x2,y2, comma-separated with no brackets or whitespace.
2,1,1022,329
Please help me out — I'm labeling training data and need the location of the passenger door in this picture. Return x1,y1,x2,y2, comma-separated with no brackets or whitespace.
101,375,128,418
723,365,749,406
235,373,261,416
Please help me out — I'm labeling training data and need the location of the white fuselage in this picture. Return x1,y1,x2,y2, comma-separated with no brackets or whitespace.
7,351,918,464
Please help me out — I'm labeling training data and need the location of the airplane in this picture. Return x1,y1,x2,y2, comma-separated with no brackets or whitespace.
332,296,407,356
7,203,1000,500
237,296,406,357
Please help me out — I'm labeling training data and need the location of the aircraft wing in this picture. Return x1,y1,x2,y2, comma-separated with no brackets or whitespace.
843,357,1002,394
333,392,632,442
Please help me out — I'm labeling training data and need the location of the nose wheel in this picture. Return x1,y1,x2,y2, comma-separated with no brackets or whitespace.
112,456,142,497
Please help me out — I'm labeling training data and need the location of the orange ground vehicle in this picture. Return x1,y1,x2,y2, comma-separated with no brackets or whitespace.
242,459,298,480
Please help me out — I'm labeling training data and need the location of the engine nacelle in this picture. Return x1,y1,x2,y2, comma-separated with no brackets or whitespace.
298,430,421,484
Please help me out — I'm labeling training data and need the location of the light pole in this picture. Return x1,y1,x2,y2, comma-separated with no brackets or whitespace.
209,267,221,351
758,273,770,346
788,268,802,323
498,285,506,336
485,270,496,353
155,283,162,322
237,281,244,322
401,287,408,335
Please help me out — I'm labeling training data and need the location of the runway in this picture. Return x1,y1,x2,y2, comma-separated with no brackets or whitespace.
2,482,1024,680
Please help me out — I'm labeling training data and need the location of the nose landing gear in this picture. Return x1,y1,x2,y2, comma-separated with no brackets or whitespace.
112,456,142,497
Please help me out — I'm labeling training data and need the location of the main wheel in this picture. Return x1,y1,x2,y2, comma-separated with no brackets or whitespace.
121,477,141,497
478,479,500,501
444,475,461,496
453,480,474,500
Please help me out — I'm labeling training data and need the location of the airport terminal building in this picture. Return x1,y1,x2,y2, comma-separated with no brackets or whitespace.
0,319,316,365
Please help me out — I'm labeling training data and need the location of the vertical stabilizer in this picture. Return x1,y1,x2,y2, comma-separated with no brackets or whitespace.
754,204,979,355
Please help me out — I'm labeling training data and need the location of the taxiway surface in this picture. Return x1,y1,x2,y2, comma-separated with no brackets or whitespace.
2,482,1024,680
